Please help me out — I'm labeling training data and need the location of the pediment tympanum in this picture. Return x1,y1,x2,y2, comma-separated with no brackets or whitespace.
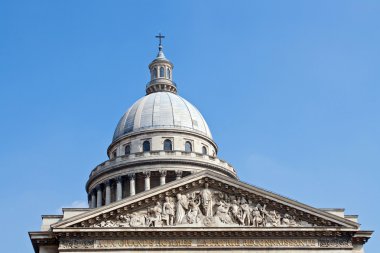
53,171,358,229
90,184,310,228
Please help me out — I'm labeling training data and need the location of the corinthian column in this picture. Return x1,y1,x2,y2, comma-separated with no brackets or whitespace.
176,170,182,180
159,170,167,186
105,180,111,205
90,191,96,208
116,176,123,201
128,174,136,196
96,185,102,208
144,171,151,191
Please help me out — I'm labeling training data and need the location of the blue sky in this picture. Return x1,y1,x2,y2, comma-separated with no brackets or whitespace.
0,0,379,252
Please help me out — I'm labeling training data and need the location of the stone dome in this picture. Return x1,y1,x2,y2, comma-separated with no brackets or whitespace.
112,92,212,141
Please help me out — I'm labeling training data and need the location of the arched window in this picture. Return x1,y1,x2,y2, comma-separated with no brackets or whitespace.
167,68,171,79
153,68,158,78
202,146,207,155
185,141,192,152
112,150,117,158
143,140,151,152
124,144,131,155
160,67,164,77
164,139,172,151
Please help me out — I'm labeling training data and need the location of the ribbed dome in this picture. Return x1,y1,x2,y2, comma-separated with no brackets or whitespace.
113,92,212,141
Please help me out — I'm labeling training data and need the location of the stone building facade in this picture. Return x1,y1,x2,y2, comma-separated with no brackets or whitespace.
29,38,372,253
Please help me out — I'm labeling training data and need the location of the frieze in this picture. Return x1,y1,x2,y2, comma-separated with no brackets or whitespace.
319,238,353,248
87,183,312,228
59,238,352,249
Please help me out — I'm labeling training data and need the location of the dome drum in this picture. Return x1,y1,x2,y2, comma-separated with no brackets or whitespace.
108,128,217,159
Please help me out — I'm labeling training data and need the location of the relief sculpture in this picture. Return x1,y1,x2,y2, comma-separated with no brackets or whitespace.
91,184,311,228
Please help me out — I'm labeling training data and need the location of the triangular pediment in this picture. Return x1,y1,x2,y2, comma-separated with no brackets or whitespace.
52,171,358,230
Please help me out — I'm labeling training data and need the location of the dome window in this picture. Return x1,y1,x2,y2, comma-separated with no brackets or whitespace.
167,68,171,79
202,146,208,155
185,141,192,152
153,68,158,79
112,150,117,158
124,144,131,155
160,67,165,77
164,139,173,151
143,140,151,152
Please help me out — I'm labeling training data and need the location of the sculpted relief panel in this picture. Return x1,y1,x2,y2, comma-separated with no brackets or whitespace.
90,183,312,228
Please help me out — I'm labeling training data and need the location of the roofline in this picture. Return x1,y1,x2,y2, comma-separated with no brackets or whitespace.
41,215,63,219
319,208,345,211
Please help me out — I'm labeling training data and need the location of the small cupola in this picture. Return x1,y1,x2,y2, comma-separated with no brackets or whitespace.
146,33,177,95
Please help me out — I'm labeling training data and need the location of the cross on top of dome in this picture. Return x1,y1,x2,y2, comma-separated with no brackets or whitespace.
155,33,165,47
155,33,167,59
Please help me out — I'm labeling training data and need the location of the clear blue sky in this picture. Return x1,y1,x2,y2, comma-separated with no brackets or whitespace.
0,0,379,252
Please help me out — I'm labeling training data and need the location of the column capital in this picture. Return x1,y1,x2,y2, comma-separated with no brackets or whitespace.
159,170,167,176
128,173,136,180
143,171,151,178
116,176,123,183
96,185,102,191
175,170,182,177
104,180,111,186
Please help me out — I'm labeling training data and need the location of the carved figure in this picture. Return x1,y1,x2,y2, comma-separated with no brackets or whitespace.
240,197,251,225
265,210,281,227
215,200,233,224
282,213,298,227
186,197,202,224
162,197,175,226
93,220,118,227
118,214,131,227
175,193,188,225
200,183,213,217
230,199,241,224
258,204,269,226
251,206,263,227
146,202,162,227
129,212,146,227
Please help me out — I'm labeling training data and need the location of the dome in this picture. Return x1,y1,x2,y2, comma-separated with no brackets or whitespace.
113,92,212,141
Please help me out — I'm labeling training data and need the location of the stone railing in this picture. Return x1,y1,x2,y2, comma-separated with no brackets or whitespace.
90,151,235,177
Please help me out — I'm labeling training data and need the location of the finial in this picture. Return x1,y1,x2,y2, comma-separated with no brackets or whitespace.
155,33,166,59
155,33,165,50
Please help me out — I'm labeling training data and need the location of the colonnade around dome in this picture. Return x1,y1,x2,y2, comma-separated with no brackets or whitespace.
88,169,192,208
